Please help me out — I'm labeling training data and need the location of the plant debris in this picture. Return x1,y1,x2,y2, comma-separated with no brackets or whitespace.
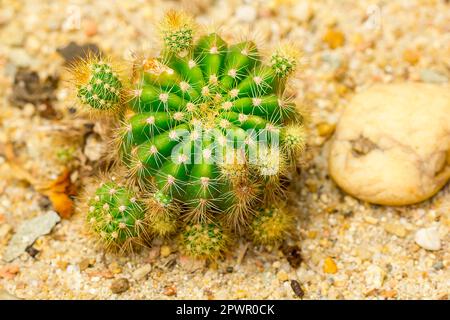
10,68,59,118
282,244,303,268
56,42,102,64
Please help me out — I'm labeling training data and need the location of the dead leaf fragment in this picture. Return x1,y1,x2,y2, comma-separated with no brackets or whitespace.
37,169,77,219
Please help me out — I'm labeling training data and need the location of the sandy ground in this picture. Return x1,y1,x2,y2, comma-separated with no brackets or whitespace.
0,0,449,299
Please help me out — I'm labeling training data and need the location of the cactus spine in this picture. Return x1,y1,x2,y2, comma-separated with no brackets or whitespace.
73,10,307,259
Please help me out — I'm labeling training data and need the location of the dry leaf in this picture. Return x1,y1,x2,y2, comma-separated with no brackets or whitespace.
2,142,76,219
37,169,77,219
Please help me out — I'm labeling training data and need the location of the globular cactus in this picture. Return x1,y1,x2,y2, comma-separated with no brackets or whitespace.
250,206,293,245
86,180,148,252
72,10,307,259
180,221,228,258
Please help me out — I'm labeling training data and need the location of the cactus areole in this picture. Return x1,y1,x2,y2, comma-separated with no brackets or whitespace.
73,11,307,258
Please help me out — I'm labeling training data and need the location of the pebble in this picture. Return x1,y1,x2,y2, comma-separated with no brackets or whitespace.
109,262,122,274
364,216,378,225
132,264,152,280
163,284,177,296
160,245,171,258
110,278,130,294
364,265,385,289
0,265,20,280
0,288,20,300
8,48,33,67
83,134,103,162
0,224,12,244
420,69,448,84
329,83,450,205
402,49,420,65
78,258,94,271
84,20,98,37
235,5,257,23
3,211,60,262
432,261,444,271
323,257,338,274
316,122,335,138
384,223,407,238
277,270,289,282
178,255,204,272
322,27,346,49
414,227,441,251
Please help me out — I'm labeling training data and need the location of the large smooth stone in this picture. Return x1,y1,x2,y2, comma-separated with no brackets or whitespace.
329,83,450,205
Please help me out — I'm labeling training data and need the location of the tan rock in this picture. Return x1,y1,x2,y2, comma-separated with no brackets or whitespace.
329,83,450,205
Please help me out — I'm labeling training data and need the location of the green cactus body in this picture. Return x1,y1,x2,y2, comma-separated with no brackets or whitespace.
251,206,293,245
75,11,306,258
76,61,122,111
181,221,228,258
87,181,147,250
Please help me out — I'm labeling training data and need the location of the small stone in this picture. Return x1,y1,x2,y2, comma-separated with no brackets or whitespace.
132,264,152,280
178,255,204,272
415,227,441,251
365,265,385,289
160,245,171,258
432,261,444,270
226,266,234,273
109,262,122,274
317,122,336,138
79,258,94,271
84,20,98,37
277,270,289,282
163,284,177,296
0,265,19,280
110,278,130,294
0,224,12,244
322,28,345,49
364,216,378,225
3,211,60,262
380,290,397,299
84,134,103,162
323,257,338,274
235,5,257,23
420,69,448,84
147,246,160,263
384,223,407,238
0,288,20,300
25,246,39,258
8,49,32,67
235,289,248,299
57,260,69,270
329,83,450,205
290,2,314,22
403,49,420,65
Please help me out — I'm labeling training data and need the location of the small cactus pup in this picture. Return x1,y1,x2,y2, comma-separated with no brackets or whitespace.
180,221,228,258
250,205,294,245
70,55,125,115
86,178,149,252
73,10,308,259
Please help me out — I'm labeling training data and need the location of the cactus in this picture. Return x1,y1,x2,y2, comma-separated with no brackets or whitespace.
71,55,124,114
250,206,293,245
72,11,307,259
86,180,148,252
180,221,228,258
